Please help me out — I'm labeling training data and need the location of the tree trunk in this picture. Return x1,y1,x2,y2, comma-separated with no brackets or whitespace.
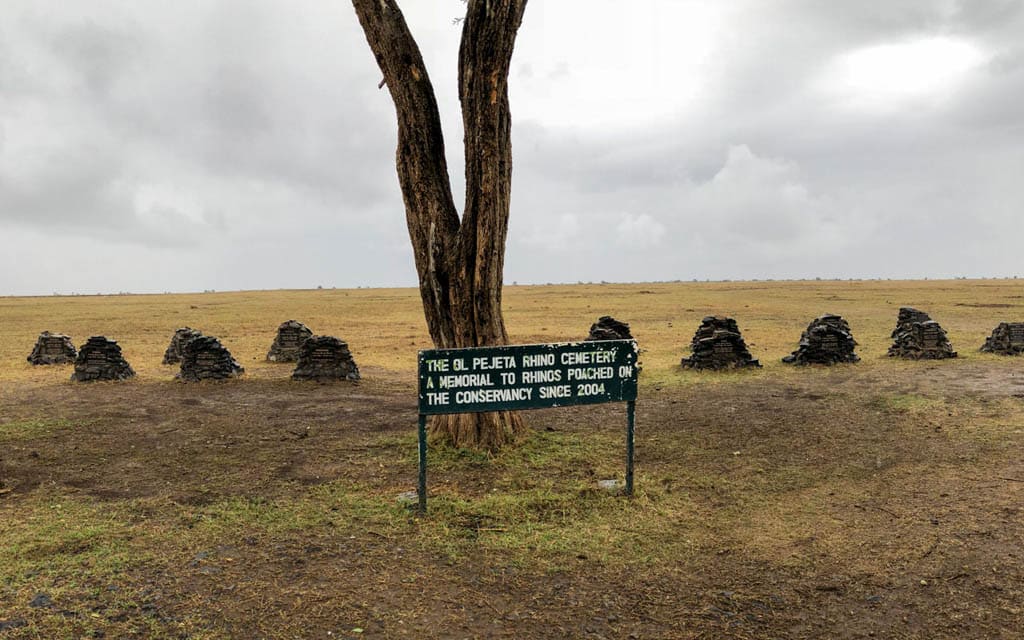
352,0,528,450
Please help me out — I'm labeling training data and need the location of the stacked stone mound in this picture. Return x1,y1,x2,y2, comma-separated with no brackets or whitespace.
27,331,77,365
887,307,957,359
980,322,1024,355
177,335,244,381
680,316,761,370
586,316,634,341
291,336,360,382
70,336,135,382
162,327,202,364
266,320,313,362
782,314,860,365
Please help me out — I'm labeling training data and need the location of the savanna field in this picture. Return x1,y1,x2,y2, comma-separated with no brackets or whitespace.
1,280,1023,639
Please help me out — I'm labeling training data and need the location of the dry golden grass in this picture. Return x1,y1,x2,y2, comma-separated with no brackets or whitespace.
2,279,1024,639
2,278,1021,384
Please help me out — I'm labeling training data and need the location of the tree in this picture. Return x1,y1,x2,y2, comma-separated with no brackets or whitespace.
351,0,528,450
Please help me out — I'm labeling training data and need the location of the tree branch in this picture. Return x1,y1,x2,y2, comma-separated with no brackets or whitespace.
351,0,461,345
457,0,528,344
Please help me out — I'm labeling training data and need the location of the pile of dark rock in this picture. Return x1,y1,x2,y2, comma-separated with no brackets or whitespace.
586,316,633,341
680,316,761,370
267,320,313,362
980,322,1024,355
27,332,77,365
292,336,360,382
782,314,860,365
887,307,957,359
162,327,203,364
70,336,135,382
177,335,244,382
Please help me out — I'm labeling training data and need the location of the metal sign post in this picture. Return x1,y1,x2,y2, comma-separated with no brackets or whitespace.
417,413,428,515
415,339,639,513
626,399,636,496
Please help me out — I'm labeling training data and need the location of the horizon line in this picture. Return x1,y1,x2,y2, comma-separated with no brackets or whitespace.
2,275,1020,299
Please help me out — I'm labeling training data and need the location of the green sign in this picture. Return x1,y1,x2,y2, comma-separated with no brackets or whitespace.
414,339,640,513
417,340,639,415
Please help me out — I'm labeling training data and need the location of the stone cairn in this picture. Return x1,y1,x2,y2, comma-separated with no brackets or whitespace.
680,316,761,370
782,314,860,365
887,307,957,359
291,335,360,382
70,336,136,382
162,327,203,365
586,316,633,341
266,320,313,362
27,331,77,365
177,335,244,382
980,322,1024,355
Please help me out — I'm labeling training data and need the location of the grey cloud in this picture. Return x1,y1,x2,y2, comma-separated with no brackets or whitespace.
0,150,219,250
950,0,1024,34
49,21,144,99
2,0,1023,295
771,1,962,41
1,2,400,246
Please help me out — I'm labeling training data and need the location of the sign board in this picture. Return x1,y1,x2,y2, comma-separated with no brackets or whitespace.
417,340,639,415
414,339,639,513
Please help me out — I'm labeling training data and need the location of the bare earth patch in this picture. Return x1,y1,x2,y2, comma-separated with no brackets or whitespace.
2,281,1023,638
2,361,1022,639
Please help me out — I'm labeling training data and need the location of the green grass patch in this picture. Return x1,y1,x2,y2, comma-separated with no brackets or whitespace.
416,483,696,567
0,495,145,591
0,418,74,441
872,393,940,414
426,428,621,475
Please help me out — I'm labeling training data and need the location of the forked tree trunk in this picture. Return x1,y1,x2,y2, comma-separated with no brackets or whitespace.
352,0,528,450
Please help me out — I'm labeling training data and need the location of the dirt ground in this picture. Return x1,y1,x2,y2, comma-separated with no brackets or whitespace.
2,356,1023,639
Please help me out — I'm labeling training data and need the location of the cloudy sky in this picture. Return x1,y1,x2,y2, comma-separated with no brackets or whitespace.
1,1,1022,295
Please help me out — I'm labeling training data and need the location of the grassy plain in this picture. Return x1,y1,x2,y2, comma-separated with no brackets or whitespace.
1,279,1023,638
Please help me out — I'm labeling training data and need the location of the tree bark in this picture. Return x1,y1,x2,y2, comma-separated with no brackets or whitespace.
352,0,528,450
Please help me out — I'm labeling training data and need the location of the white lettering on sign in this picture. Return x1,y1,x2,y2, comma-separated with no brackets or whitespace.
472,356,516,370
419,341,638,413
538,385,572,399
425,392,450,405
567,367,613,381
576,383,607,396
425,359,449,372
522,353,555,367
454,388,534,403
561,350,615,365
521,369,561,384
438,373,494,389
